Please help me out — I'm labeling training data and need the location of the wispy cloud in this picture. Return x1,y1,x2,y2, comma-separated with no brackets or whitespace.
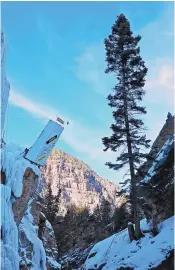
8,4,174,185
139,3,174,58
9,89,60,121
73,5,174,142
9,88,116,166
145,58,174,107
9,87,123,183
73,4,174,103
73,44,115,96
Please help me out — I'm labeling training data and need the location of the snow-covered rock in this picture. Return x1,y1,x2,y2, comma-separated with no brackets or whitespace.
19,207,47,270
1,143,60,270
1,32,10,137
1,143,40,270
137,133,174,226
1,185,19,270
141,134,174,184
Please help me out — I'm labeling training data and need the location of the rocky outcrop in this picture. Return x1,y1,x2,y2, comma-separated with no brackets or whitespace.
1,142,60,270
12,168,39,226
43,150,121,215
137,117,174,229
43,220,60,269
19,207,60,270
139,136,174,226
149,116,174,159
59,246,93,270
42,150,124,268
137,116,174,180
18,187,61,269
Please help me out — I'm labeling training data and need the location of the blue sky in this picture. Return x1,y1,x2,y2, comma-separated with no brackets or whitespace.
2,1,174,185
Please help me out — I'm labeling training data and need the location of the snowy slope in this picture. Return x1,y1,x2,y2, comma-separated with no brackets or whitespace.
83,216,174,270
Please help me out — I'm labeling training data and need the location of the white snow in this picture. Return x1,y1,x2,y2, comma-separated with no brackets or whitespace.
19,207,47,270
1,185,19,270
46,256,61,269
1,143,40,270
1,32,10,138
128,222,133,225
2,143,40,197
83,216,174,270
141,134,174,184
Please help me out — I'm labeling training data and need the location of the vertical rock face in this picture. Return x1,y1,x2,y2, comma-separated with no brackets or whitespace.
42,149,124,269
43,150,121,215
17,172,61,270
1,143,60,270
43,220,60,269
139,136,174,223
136,117,174,180
149,117,174,159
19,205,61,270
12,168,39,226
137,117,174,227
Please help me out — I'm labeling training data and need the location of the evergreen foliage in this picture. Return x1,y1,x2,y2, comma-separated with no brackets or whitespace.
102,14,151,239
43,183,61,223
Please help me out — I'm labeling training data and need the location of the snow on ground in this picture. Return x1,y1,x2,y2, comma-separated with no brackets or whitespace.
1,143,40,270
83,216,174,270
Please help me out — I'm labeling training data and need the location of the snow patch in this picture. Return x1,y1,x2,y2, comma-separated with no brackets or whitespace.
47,256,61,269
2,143,40,197
1,143,40,270
19,207,47,270
141,134,174,184
1,185,19,270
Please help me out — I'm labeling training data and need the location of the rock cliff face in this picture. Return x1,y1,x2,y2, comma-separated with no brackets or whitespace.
137,116,174,179
1,143,60,270
16,167,61,270
137,117,174,228
12,168,39,226
42,149,123,269
150,116,174,159
138,134,174,226
43,149,121,215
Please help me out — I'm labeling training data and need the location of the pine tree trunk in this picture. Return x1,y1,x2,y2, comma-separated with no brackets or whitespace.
126,129,142,240
128,222,135,241
122,68,142,240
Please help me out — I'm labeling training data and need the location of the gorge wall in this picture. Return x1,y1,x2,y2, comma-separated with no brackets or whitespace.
1,143,60,270
43,149,122,215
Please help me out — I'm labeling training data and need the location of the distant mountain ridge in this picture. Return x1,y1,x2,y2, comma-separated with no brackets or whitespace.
42,149,121,215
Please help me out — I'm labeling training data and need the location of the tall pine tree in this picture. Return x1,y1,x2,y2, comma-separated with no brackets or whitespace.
102,14,151,239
